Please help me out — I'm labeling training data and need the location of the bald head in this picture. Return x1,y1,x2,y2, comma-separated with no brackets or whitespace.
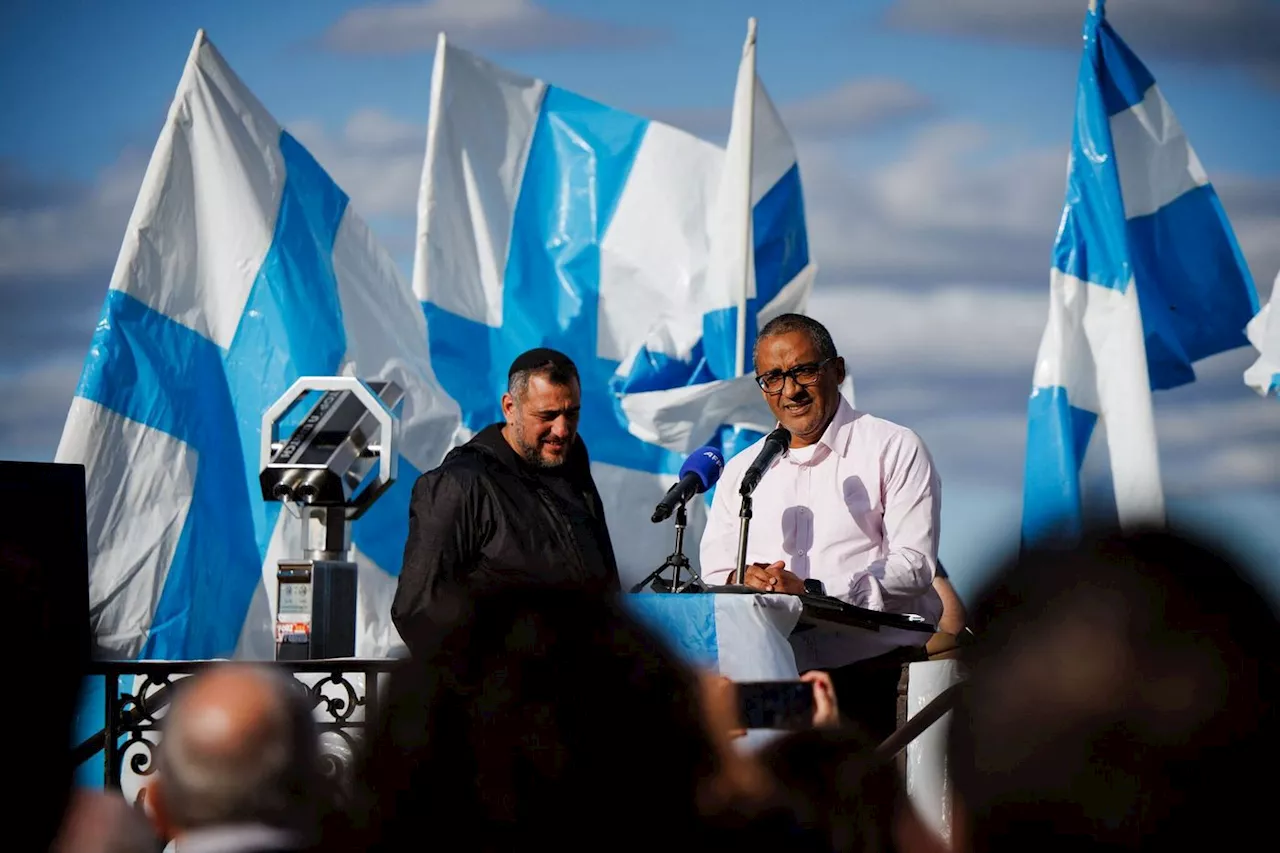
155,663,319,834
175,665,289,769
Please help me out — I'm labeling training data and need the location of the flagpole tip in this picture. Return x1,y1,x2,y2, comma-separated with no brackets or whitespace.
188,28,208,60
747,17,758,40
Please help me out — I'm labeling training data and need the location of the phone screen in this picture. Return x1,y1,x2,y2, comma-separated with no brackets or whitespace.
736,680,814,730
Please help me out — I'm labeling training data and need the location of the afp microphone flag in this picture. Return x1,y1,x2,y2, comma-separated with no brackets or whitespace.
56,30,460,661
651,445,726,524
413,34,810,588
1021,0,1258,545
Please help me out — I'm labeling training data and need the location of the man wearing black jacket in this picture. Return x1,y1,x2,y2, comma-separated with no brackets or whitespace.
392,348,620,653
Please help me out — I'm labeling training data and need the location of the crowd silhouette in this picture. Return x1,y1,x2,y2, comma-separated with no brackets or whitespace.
24,525,1278,852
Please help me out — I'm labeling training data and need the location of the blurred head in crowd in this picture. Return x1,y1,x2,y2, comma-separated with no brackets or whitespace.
150,663,323,844
949,527,1279,852
50,790,161,853
760,725,911,853
345,588,726,851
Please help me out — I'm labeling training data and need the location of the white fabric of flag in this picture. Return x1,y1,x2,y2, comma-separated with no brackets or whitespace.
1021,1,1258,545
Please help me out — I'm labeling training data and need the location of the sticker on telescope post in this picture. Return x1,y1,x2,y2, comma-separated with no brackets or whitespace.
275,621,311,644
278,581,312,615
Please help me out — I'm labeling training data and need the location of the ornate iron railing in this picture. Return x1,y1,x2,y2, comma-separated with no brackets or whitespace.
75,659,402,791
74,658,958,794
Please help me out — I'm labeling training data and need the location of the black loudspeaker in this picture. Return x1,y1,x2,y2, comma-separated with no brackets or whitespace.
1,460,91,847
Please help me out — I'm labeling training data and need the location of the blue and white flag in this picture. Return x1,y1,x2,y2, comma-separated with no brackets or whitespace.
413,34,812,587
1245,269,1279,399
1021,1,1258,545
56,31,460,661
616,20,819,458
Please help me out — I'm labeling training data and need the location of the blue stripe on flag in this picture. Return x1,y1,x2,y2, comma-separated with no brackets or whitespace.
425,86,687,475
703,163,810,380
611,162,810,398
77,288,265,660
1096,17,1155,116
1053,93,1130,290
1127,185,1258,390
226,131,350,560
610,341,715,395
350,459,422,576
1021,386,1098,546
148,130,349,658
623,593,718,670
72,675,120,786
76,130,351,659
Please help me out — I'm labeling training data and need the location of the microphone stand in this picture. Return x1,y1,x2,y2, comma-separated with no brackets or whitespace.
733,491,753,585
630,501,699,593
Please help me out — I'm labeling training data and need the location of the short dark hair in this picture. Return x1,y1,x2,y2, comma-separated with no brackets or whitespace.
758,725,906,853
754,314,837,369
507,347,579,398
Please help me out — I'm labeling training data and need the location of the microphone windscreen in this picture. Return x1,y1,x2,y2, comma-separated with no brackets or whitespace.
677,446,726,492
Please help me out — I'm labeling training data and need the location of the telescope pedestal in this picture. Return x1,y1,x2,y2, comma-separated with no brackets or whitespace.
275,506,358,660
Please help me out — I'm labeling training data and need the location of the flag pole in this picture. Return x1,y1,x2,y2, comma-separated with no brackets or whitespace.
733,17,758,379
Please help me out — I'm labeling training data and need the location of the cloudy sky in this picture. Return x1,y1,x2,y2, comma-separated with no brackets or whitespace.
2,0,1278,592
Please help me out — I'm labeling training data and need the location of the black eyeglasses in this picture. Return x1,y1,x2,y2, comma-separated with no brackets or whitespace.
755,358,835,394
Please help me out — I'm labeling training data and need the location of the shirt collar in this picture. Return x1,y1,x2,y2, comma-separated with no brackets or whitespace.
174,824,299,853
782,395,857,463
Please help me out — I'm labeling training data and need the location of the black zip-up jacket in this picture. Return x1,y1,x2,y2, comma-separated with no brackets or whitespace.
392,424,620,652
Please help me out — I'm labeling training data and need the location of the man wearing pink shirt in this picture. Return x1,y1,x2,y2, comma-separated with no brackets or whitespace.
699,313,944,738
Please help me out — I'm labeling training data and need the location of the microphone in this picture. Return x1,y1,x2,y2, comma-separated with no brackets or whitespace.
651,446,726,523
739,427,791,496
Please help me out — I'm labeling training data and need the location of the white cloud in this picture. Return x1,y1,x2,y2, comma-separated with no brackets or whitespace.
286,110,425,218
0,148,146,278
796,120,1280,294
320,0,661,55
868,123,1065,235
784,79,933,136
1154,395,1278,445
797,123,1067,286
0,359,82,461
809,281,1047,375
1191,442,1280,489
804,278,1279,495
884,0,1280,83
655,78,934,140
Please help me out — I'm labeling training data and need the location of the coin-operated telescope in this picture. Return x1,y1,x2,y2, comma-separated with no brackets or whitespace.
259,377,402,661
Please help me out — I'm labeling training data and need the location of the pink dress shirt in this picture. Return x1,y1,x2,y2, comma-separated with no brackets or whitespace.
699,397,943,662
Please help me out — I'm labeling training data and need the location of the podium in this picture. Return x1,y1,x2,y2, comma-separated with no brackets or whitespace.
624,589,936,680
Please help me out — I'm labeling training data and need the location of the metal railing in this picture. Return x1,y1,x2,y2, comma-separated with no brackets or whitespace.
75,657,959,791
75,659,401,790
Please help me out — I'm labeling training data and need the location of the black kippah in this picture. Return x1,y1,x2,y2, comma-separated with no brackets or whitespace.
508,347,575,379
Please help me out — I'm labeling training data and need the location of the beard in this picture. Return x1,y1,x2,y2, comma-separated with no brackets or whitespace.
512,421,568,468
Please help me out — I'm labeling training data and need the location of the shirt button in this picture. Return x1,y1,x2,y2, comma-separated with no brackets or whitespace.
798,550,806,557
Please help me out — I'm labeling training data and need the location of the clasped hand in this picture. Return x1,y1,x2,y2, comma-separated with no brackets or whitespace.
740,560,805,595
